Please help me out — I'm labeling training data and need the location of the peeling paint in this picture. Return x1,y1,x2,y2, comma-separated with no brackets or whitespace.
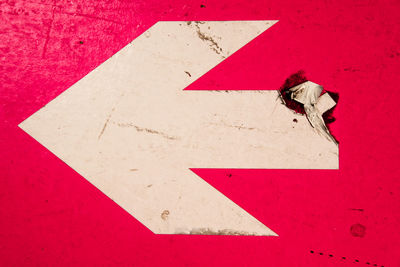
174,227,259,235
282,80,338,145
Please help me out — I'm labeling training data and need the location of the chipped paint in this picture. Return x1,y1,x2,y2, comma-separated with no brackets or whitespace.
192,21,223,55
285,81,338,144
174,228,260,236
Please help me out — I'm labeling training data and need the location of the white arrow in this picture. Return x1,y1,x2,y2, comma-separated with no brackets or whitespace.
19,21,338,236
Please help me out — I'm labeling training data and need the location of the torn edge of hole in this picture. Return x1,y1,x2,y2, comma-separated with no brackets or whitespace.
279,70,339,144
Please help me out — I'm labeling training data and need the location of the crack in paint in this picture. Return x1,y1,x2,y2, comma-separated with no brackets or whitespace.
208,121,258,131
98,107,115,140
115,122,179,140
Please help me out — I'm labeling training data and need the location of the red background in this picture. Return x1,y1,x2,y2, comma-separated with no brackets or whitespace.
1,0,399,266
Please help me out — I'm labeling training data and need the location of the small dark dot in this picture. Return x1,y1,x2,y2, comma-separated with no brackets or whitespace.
373,265,377,267
366,263,370,265
79,41,84,44
293,118,298,123
355,259,359,262
328,254,333,257
310,250,314,253
342,257,346,260
200,4,205,8
319,253,323,255
227,173,232,178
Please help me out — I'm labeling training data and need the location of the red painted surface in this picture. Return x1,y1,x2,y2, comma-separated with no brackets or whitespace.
1,0,399,266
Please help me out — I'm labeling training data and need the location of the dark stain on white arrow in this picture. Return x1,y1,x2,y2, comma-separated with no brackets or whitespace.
188,21,224,56
161,210,170,220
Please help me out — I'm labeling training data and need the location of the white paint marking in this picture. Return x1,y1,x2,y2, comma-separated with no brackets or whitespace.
19,21,338,236
316,93,337,114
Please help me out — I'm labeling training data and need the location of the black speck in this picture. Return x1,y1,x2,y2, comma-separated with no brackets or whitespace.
200,4,205,8
293,118,298,123
350,208,364,212
79,41,84,44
